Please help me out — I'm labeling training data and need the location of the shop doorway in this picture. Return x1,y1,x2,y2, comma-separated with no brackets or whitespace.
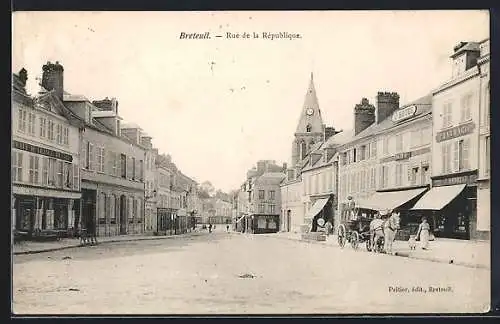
120,195,127,235
17,197,35,234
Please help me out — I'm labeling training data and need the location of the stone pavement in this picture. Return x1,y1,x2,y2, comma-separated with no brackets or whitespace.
12,230,208,255
256,231,490,270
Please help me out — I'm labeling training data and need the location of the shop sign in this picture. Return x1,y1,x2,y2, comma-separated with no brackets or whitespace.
392,105,417,123
394,152,411,161
13,140,73,162
435,122,475,143
432,173,478,187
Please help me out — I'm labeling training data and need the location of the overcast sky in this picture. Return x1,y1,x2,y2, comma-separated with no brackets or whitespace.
13,11,489,192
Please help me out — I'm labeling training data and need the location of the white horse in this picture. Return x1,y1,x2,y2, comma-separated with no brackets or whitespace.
369,212,400,254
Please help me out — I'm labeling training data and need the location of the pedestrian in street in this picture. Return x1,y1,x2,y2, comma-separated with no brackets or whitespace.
208,223,212,233
226,224,229,232
416,216,431,250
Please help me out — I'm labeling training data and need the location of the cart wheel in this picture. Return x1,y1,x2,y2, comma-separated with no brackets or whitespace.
337,224,346,248
366,237,372,252
351,231,360,250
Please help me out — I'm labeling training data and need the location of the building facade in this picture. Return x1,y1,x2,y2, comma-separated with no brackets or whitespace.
12,67,82,238
142,136,157,234
338,92,433,239
280,171,303,233
412,40,487,240
476,39,490,240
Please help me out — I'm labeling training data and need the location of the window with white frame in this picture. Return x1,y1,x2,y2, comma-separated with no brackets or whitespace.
88,143,94,171
18,108,27,133
73,164,79,190
370,167,376,189
48,120,55,141
28,112,36,135
42,157,49,185
258,204,265,213
56,124,62,144
63,127,69,145
28,155,40,184
97,147,105,173
12,151,23,182
371,140,377,158
39,117,47,138
383,137,389,155
395,164,403,186
48,158,56,186
395,134,403,153
460,93,473,122
381,165,389,189
64,162,73,188
442,102,453,128
269,204,276,214
456,138,470,171
269,190,276,200
411,166,419,185
56,160,64,187
139,160,144,181
442,142,452,173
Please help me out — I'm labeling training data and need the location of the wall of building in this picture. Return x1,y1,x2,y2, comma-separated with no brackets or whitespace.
80,127,145,236
280,179,303,233
12,94,81,233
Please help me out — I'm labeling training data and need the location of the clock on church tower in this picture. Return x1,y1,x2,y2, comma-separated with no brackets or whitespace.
306,108,314,116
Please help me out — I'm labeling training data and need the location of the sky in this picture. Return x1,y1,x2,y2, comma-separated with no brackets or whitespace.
12,11,489,192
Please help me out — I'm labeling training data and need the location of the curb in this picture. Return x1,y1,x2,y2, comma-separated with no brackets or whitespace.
261,234,489,270
13,232,206,255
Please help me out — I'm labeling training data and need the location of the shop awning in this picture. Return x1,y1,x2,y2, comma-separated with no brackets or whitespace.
356,188,427,211
305,198,329,219
411,184,466,211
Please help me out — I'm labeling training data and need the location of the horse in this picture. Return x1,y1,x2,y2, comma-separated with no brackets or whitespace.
369,212,400,254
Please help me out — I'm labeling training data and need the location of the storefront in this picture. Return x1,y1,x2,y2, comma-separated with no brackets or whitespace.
13,188,81,238
411,170,477,240
157,207,177,234
305,195,334,232
247,214,280,234
354,187,428,240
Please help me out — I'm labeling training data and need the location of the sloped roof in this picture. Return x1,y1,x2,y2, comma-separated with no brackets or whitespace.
345,94,432,145
324,129,355,147
255,172,286,185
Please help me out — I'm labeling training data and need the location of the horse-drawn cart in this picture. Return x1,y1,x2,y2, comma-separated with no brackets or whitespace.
337,216,374,251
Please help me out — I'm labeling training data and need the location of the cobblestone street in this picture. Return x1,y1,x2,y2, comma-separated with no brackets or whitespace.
12,232,490,315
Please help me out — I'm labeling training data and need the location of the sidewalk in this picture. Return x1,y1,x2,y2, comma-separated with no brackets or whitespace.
12,230,207,255
259,231,490,270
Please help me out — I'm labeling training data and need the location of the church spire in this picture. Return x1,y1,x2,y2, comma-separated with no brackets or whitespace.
295,73,323,134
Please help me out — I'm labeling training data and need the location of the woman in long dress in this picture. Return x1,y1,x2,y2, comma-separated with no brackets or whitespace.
416,217,431,250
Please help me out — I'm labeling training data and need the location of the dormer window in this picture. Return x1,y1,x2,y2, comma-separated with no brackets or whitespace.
306,124,312,132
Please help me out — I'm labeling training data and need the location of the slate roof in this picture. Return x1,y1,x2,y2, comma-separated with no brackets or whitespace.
342,94,432,146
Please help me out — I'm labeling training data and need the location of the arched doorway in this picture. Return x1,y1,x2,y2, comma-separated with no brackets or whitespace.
120,195,127,235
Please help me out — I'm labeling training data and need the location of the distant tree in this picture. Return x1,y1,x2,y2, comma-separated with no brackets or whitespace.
200,181,216,197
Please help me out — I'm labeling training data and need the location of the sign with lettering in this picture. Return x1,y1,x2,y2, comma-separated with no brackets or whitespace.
435,122,475,143
432,173,478,187
392,105,417,123
13,141,73,162
394,152,411,161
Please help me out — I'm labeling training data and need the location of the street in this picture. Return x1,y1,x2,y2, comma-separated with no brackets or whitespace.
12,232,490,314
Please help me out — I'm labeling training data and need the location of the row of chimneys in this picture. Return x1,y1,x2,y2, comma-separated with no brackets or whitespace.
353,92,400,136
39,61,154,149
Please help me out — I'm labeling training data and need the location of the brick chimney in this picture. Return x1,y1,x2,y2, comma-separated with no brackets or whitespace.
376,92,400,124
140,135,153,149
41,61,64,100
354,98,376,135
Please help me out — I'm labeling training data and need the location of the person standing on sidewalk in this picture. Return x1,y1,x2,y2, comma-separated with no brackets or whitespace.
416,217,430,250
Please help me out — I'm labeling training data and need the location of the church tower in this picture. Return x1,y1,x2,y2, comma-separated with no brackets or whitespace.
291,73,325,167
